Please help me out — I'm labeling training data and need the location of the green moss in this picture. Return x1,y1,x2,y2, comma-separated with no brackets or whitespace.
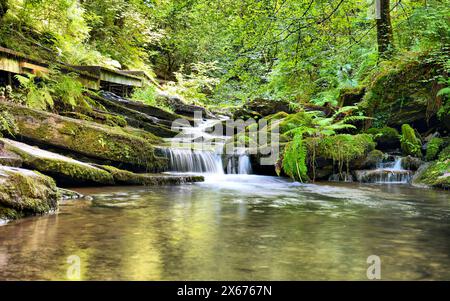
2,139,115,185
1,102,167,171
415,160,449,189
400,124,422,157
366,126,399,149
0,205,21,221
414,144,450,189
425,137,444,161
438,145,450,161
360,52,446,127
306,134,375,174
364,149,385,167
98,165,204,185
0,166,59,220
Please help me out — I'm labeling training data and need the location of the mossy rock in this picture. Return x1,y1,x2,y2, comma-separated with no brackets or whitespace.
0,165,59,222
61,111,128,128
402,155,424,171
361,149,385,169
233,99,294,120
0,140,23,167
413,160,449,189
305,134,375,176
425,137,445,161
360,52,446,131
87,93,179,138
400,124,422,157
1,138,115,186
97,165,204,185
413,144,450,189
337,87,366,107
0,102,168,172
366,126,400,150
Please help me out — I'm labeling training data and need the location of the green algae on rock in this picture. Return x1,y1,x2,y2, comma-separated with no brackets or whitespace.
96,165,204,185
0,165,59,222
413,145,450,189
1,138,115,186
0,102,168,172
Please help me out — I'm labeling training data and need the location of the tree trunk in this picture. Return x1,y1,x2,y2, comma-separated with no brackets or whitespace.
376,0,394,58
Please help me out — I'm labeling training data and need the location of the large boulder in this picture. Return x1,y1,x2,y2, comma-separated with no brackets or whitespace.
233,99,295,120
361,52,447,132
0,165,59,222
0,102,168,172
413,145,450,189
1,138,114,186
156,92,215,119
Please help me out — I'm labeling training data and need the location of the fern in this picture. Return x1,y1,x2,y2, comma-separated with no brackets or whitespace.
282,131,308,182
15,74,54,110
0,111,18,137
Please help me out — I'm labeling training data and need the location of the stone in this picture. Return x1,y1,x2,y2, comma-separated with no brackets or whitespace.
96,165,204,185
1,138,115,186
0,165,59,222
0,102,168,172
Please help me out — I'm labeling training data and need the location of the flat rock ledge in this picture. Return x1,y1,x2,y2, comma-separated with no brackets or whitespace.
96,165,204,185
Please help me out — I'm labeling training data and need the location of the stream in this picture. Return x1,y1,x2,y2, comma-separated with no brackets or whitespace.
1,118,450,280
1,175,450,280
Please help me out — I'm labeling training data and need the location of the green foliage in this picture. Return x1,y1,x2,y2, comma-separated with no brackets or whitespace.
50,71,86,109
366,126,400,148
132,85,157,105
426,137,445,161
0,110,17,137
15,74,54,110
15,70,89,110
282,131,308,183
437,78,450,121
306,134,375,175
162,62,220,105
280,107,371,181
131,84,172,112
400,124,422,157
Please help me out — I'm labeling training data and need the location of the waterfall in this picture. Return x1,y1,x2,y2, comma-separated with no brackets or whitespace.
356,157,412,184
226,154,252,175
162,148,224,174
163,117,252,175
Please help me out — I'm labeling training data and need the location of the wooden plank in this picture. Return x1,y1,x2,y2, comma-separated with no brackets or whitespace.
0,57,21,74
19,62,49,75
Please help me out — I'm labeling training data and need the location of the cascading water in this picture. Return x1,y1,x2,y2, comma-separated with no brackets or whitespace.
162,117,252,174
226,149,252,175
163,148,224,174
355,157,413,184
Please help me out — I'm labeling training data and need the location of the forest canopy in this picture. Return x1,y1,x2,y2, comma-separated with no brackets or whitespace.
0,0,449,106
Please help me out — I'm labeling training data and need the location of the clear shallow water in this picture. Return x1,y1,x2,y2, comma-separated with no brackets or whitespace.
1,175,450,280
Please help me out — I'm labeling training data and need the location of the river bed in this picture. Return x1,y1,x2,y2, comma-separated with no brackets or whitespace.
1,175,449,280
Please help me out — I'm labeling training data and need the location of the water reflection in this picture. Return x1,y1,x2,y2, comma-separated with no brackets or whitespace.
0,175,450,280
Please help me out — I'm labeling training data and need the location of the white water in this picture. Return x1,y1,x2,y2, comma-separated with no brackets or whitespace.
163,118,252,175
226,153,252,175
358,157,413,184
162,148,224,174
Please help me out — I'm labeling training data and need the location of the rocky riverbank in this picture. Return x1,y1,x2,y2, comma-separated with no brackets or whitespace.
0,92,210,223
